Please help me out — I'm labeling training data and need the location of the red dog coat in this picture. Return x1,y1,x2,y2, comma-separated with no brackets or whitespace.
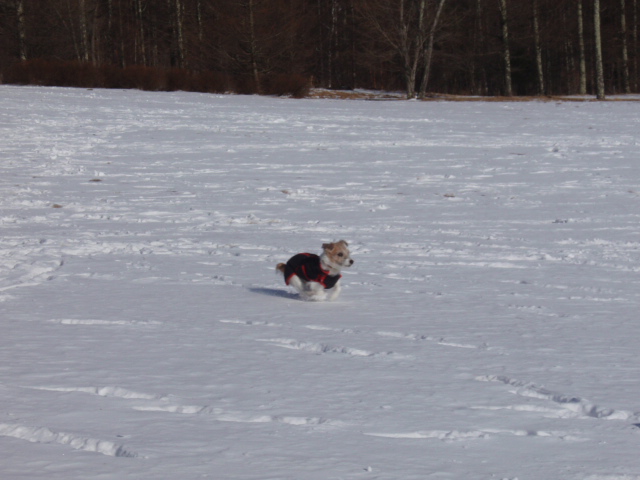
282,253,341,289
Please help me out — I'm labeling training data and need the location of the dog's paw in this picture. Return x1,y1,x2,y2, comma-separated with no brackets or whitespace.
302,292,327,302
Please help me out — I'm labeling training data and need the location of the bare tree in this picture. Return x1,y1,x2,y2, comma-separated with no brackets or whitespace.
497,0,512,96
15,0,27,60
357,0,448,98
173,0,187,68
418,0,447,98
594,0,605,99
472,0,488,95
577,0,587,95
532,0,544,95
246,0,260,89
78,0,90,62
633,0,638,91
620,0,631,93
135,0,148,65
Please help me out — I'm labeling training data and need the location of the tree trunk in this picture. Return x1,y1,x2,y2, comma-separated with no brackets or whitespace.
578,0,587,95
633,0,638,91
498,0,513,96
401,0,427,99
136,0,147,66
175,0,187,68
398,0,416,98
78,0,90,62
473,0,487,95
16,0,27,60
119,0,126,67
317,0,327,87
329,0,337,88
248,0,261,92
418,0,447,99
532,0,544,95
196,0,204,42
620,0,631,93
594,0,606,99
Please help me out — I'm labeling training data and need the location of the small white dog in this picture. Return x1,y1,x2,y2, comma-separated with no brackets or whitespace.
276,240,354,301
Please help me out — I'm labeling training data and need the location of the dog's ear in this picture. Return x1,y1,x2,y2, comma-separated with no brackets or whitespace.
338,240,349,247
322,242,335,251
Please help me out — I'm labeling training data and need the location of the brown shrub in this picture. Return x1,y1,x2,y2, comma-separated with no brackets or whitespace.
191,71,230,94
3,60,308,98
263,74,310,98
233,77,259,95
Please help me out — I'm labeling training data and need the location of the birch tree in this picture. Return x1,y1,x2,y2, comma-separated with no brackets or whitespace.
532,0,544,95
577,0,587,95
620,0,631,93
15,0,27,60
633,0,638,91
594,0,605,99
357,0,448,99
135,0,147,66
472,0,487,95
418,0,447,98
78,0,90,62
497,0,512,96
173,0,187,68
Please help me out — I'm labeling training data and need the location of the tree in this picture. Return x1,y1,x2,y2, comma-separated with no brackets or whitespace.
619,0,631,93
578,0,588,95
418,0,447,98
594,0,605,99
15,0,27,60
633,0,638,91
357,0,448,98
1,0,638,97
497,0,512,96
532,0,544,95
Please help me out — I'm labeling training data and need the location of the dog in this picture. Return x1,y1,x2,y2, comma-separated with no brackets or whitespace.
276,240,354,301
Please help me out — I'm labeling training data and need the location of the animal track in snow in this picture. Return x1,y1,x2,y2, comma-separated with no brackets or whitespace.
50,318,161,326
304,324,358,334
505,304,560,317
584,475,640,480
132,403,339,428
476,375,636,420
256,338,405,358
376,330,480,349
219,319,356,334
0,423,138,457
0,256,64,295
25,385,166,400
219,319,282,327
223,318,479,354
27,383,334,430
364,428,581,442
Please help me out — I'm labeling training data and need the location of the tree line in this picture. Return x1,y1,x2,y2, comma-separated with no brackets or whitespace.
1,0,638,98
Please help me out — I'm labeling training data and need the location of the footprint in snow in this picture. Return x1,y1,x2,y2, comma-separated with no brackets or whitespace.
475,375,636,421
0,422,138,458
364,428,582,442
256,338,408,358
24,385,166,400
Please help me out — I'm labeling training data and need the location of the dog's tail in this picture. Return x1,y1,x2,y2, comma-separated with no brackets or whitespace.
276,263,286,274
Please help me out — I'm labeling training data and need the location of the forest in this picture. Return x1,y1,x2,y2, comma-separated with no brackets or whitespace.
1,0,638,98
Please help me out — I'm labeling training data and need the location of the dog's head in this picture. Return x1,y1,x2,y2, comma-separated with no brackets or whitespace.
321,240,354,271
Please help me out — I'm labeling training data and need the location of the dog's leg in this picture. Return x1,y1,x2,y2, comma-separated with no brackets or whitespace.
288,275,327,301
325,280,342,301
287,275,306,296
303,281,327,301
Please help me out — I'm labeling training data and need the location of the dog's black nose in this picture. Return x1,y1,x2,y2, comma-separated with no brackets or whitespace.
349,259,354,265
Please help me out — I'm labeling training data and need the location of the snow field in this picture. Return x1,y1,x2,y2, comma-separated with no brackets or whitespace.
1,86,640,479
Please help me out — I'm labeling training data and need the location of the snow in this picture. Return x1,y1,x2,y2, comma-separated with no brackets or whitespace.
2,85,640,479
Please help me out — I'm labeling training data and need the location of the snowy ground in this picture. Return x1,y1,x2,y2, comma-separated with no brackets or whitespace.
2,85,640,480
